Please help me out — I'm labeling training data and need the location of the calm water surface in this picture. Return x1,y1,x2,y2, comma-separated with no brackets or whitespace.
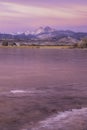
0,48,87,91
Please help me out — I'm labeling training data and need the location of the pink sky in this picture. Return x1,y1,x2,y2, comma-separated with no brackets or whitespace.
0,0,87,33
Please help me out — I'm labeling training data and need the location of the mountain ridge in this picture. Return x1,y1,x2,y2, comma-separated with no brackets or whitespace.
0,26,87,46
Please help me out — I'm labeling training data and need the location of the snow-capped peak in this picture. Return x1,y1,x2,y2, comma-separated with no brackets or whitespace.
8,26,56,36
34,27,44,35
24,30,30,35
33,26,56,35
15,32,23,35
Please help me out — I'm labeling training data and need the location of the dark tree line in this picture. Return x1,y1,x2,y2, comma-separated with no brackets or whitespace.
2,40,17,46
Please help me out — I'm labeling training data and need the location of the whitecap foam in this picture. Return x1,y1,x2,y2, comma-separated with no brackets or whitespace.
10,90,28,94
10,89,45,95
30,107,87,130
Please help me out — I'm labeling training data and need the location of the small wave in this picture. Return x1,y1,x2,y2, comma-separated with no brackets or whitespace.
10,90,32,94
10,89,44,94
0,89,47,97
8,89,46,97
10,90,28,94
28,107,87,130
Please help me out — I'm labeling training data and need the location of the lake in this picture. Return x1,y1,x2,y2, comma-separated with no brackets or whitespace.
0,48,87,130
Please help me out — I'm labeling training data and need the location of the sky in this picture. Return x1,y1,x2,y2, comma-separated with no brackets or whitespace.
0,0,87,33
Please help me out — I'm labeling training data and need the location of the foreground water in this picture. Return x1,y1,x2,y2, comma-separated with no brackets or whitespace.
0,48,87,130
30,108,87,130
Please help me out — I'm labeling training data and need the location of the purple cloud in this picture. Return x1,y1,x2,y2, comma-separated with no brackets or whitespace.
0,0,87,32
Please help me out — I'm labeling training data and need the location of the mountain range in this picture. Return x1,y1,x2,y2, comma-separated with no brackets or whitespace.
0,26,87,45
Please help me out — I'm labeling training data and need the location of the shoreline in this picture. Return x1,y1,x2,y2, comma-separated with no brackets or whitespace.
0,45,86,49
0,45,72,49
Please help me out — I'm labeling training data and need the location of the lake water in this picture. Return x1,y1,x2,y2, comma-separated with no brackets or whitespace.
0,48,87,91
0,48,87,130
